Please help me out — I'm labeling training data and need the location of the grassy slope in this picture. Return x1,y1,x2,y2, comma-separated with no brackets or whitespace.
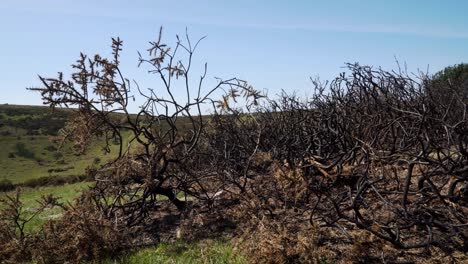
104,240,245,264
0,104,120,184
0,135,118,184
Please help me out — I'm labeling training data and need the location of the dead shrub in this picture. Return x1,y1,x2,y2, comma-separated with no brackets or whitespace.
33,192,129,263
238,216,333,264
0,218,32,263
0,190,61,263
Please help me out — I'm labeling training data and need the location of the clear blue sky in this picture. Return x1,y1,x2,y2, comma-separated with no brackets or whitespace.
1,0,468,111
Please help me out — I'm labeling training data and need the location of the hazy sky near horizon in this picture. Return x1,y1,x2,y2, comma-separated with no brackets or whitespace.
1,0,468,112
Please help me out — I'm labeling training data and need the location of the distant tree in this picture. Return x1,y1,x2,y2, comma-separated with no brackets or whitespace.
430,63,468,100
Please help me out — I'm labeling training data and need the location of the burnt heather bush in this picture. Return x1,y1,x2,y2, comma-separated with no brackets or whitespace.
208,63,468,262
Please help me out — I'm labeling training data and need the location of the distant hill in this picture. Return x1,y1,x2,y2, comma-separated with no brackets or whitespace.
0,104,71,137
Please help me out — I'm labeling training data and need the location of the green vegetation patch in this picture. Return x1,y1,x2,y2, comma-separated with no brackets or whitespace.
104,240,245,264
0,134,118,184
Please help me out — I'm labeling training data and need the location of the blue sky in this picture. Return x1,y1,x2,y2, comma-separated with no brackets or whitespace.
1,0,468,111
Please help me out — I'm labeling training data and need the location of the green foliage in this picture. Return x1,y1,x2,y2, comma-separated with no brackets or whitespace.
434,63,468,84
14,142,35,159
432,63,468,98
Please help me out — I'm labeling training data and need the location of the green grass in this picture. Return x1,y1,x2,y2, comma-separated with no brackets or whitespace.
104,240,246,264
0,104,124,184
0,135,118,184
1,182,91,232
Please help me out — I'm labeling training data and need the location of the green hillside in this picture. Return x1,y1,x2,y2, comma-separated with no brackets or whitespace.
0,104,119,235
0,104,118,184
